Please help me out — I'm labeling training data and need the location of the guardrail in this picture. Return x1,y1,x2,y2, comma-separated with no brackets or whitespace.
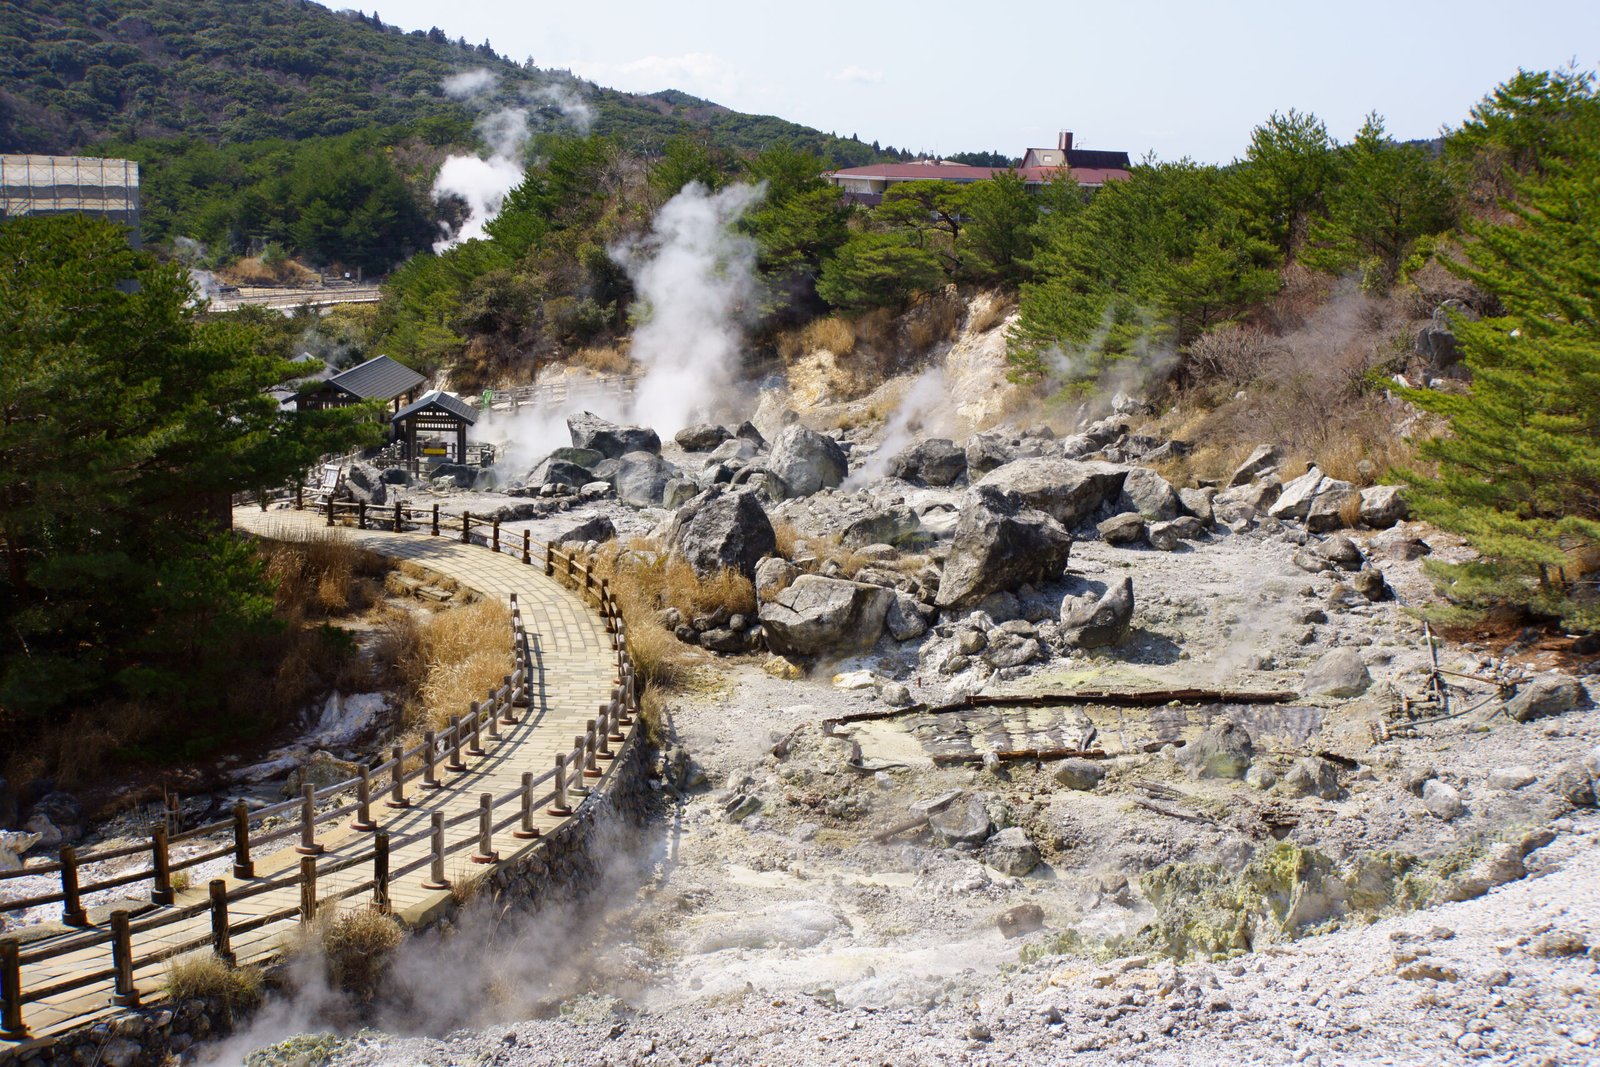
207,287,383,313
0,496,638,1043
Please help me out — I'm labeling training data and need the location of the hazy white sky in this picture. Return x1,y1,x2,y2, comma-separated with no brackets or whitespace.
359,0,1599,162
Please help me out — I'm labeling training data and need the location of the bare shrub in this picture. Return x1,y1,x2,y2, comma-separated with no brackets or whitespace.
966,294,1013,335
569,344,635,376
259,533,389,618
321,908,405,1003
1186,325,1283,388
165,953,264,1008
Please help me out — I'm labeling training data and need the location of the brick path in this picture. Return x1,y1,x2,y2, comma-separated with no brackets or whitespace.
1,508,620,1049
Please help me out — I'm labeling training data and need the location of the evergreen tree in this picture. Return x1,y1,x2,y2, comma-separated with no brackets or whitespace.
1303,114,1457,289
0,216,378,717
959,172,1039,285
1398,97,1600,627
1231,109,1335,258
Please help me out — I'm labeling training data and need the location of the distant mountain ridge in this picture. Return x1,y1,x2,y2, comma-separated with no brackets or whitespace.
0,0,892,165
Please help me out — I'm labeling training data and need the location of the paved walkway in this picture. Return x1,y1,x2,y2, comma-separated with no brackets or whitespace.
2,508,619,1048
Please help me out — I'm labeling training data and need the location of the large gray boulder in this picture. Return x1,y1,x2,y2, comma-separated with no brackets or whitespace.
972,458,1129,528
965,433,1017,477
1180,721,1254,779
1117,467,1182,522
1268,466,1352,522
885,592,930,641
888,438,968,487
936,485,1075,608
1060,576,1134,648
928,793,993,846
1229,444,1281,487
1505,674,1586,722
664,486,776,581
759,575,895,657
1359,485,1409,529
528,457,593,489
568,411,661,459
675,424,732,452
1302,647,1371,698
983,827,1039,876
611,451,679,507
767,425,848,496
841,506,927,550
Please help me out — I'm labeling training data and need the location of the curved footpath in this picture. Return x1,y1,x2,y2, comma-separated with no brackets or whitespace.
0,507,621,1058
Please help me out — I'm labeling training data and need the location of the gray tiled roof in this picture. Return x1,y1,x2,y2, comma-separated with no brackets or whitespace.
391,389,479,425
325,355,425,401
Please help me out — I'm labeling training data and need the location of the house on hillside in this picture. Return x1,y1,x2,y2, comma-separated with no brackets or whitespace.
825,131,1131,205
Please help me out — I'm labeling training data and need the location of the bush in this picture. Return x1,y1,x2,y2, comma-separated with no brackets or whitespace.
320,908,404,1003
377,598,512,732
165,953,263,1009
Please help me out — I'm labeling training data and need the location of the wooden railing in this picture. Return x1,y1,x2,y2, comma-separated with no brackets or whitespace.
0,498,639,1043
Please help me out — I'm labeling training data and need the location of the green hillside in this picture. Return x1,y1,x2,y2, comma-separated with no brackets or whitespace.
0,0,890,164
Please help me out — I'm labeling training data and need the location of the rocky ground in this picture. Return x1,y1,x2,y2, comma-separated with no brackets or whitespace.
206,377,1600,1067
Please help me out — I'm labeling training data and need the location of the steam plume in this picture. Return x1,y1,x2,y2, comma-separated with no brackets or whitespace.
431,107,531,252
613,181,764,437
843,367,950,488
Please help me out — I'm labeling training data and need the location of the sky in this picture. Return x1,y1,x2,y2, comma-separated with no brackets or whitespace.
358,0,1600,162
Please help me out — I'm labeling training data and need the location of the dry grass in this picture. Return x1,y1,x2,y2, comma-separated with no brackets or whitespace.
259,533,390,619
320,908,405,1003
771,520,800,560
903,290,963,353
967,294,1013,335
164,953,263,1008
802,316,856,357
219,255,318,288
377,598,513,732
569,344,635,376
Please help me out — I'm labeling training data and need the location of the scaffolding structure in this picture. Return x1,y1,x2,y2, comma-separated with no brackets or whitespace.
0,154,141,245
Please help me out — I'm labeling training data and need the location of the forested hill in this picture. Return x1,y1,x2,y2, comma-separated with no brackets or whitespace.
0,0,890,165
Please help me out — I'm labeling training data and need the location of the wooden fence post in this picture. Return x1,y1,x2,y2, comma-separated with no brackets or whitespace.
492,519,501,553
295,483,303,510
421,812,450,890
548,754,572,816
59,846,88,927
522,529,531,565
595,708,615,761
471,793,498,864
544,541,555,576
209,880,233,964
570,734,592,796
422,731,441,789
232,803,254,878
584,721,603,777
387,744,410,807
373,831,391,913
446,717,467,773
431,504,439,537
514,772,539,840
358,501,368,529
325,496,335,527
151,827,174,905
110,911,139,1006
296,784,324,856
393,498,403,532
461,510,472,545
299,857,317,924
468,702,485,756
1,940,26,1039
499,675,518,725
351,767,377,831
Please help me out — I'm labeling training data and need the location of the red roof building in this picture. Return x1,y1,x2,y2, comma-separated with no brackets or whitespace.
825,131,1131,204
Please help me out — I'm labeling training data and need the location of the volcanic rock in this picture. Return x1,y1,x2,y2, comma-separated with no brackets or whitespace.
767,425,848,496
1117,466,1182,522
936,485,1075,608
675,424,732,452
1505,674,1586,722
973,458,1129,527
1229,444,1281,487
888,438,968,486
664,486,776,580
759,575,894,657
1098,512,1147,545
612,451,680,507
568,411,661,459
1060,577,1134,648
1180,721,1254,779
1302,647,1371,697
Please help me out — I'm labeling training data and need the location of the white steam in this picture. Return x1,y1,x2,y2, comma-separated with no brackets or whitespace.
843,367,950,488
613,181,764,437
443,68,498,99
431,107,531,252
533,82,594,134
1045,306,1177,428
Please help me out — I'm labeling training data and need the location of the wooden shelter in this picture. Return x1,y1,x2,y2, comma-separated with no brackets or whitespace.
294,354,424,413
392,390,479,466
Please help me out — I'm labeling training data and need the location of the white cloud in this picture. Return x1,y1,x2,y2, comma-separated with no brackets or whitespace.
831,65,883,85
559,52,745,101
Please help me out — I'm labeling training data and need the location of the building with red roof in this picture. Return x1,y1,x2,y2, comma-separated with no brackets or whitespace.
825,131,1131,205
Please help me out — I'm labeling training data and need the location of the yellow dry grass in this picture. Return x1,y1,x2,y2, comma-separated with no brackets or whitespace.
164,953,263,1008
570,344,635,376
378,598,512,732
320,908,405,1002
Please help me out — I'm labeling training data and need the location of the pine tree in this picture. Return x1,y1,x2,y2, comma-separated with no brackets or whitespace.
1398,86,1600,627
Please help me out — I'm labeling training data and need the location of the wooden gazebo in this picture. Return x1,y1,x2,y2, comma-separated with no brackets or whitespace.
391,390,479,466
